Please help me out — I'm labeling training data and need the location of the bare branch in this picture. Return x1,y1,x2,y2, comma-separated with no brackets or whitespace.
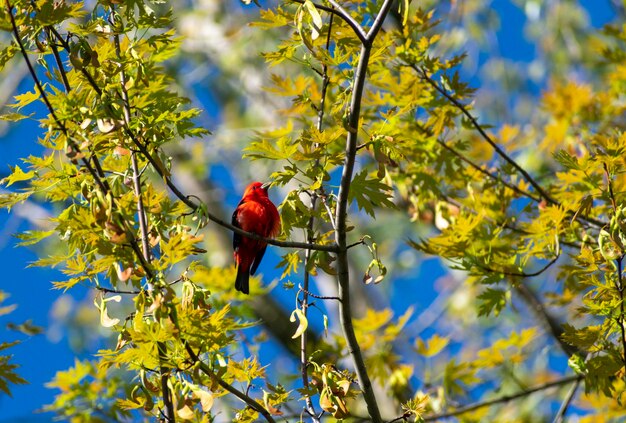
184,342,277,423
422,375,583,421
552,377,581,423
514,283,579,357
365,0,394,42
332,0,398,419
299,285,341,301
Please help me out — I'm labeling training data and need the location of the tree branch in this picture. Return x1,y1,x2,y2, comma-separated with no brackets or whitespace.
514,283,579,357
552,377,581,423
184,342,277,423
46,28,71,93
111,11,174,422
422,375,583,421
434,137,542,203
365,0,394,42
332,0,397,419
322,0,367,43
290,0,366,43
412,65,557,205
44,27,335,255
6,0,153,278
474,254,560,278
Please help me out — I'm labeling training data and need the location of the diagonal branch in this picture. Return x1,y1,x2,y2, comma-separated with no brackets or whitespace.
324,0,367,43
474,254,560,278
552,377,581,423
422,375,583,421
435,137,542,203
412,65,556,205
365,0,394,42
412,65,606,229
184,342,277,423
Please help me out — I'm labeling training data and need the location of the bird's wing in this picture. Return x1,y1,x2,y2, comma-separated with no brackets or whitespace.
250,245,267,276
232,200,244,252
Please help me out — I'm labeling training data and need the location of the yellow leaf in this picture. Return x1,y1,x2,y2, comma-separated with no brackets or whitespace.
192,387,214,412
176,403,195,420
416,334,449,357
290,308,308,339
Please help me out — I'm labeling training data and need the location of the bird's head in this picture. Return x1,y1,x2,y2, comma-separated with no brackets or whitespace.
242,181,271,200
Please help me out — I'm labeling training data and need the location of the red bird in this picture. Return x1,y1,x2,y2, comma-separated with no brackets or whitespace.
232,181,281,294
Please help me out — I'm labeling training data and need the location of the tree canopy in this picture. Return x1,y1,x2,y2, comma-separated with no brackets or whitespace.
1,0,625,422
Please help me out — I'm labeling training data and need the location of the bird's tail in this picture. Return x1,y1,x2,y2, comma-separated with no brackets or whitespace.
235,264,250,295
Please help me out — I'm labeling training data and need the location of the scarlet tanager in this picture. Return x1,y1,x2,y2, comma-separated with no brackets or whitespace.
232,181,281,294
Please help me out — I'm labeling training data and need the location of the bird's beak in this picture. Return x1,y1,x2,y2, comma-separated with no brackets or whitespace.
261,181,272,190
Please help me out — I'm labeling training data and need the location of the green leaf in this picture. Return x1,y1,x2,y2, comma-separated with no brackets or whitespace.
348,170,395,217
477,288,508,317
243,137,299,161
303,0,323,40
0,42,18,71
553,149,581,170
562,324,601,351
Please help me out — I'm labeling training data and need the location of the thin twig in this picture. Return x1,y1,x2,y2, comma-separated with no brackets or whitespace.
95,286,141,295
435,137,541,202
46,28,71,92
184,342,277,423
412,65,556,205
346,239,365,249
298,12,336,422
552,377,581,423
299,285,341,301
113,29,152,266
321,194,337,231
111,9,174,421
474,254,560,278
618,256,626,369
422,375,583,421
